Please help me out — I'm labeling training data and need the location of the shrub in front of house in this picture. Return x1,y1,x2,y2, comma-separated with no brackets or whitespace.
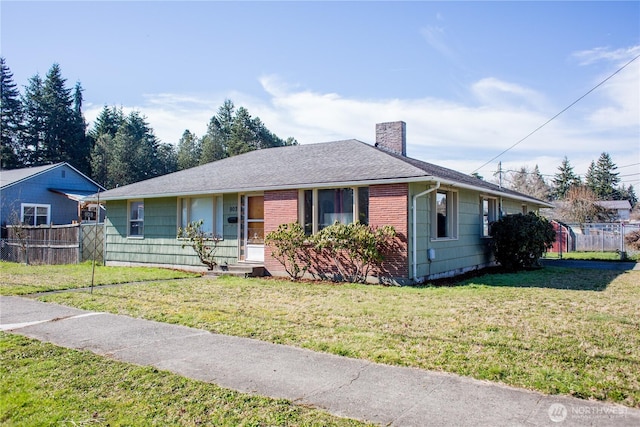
489,212,555,271
266,222,396,283
177,220,220,270
265,223,309,280
311,222,396,283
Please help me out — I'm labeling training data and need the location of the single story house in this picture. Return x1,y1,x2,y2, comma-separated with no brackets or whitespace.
1,162,105,236
595,200,632,222
90,122,551,283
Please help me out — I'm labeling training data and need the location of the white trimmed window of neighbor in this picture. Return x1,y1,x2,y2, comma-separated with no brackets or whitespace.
481,197,498,237
300,187,369,235
21,203,50,226
178,196,224,239
432,190,458,239
128,200,144,237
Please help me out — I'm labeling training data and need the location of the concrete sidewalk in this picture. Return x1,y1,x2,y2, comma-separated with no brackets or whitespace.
2,296,638,426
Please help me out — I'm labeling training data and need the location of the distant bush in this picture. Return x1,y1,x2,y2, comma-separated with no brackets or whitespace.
625,230,640,251
489,213,555,271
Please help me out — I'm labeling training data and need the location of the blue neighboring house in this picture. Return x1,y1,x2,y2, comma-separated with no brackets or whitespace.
0,163,105,236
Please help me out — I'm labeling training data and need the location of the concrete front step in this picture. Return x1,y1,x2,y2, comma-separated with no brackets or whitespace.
207,263,266,278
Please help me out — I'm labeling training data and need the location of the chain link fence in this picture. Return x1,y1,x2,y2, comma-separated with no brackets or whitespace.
553,222,640,254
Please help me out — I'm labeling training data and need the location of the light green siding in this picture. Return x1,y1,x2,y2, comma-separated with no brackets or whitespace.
409,183,540,280
105,195,240,269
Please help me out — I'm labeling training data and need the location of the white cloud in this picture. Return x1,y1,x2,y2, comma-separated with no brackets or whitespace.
571,45,640,66
420,25,457,60
572,46,640,130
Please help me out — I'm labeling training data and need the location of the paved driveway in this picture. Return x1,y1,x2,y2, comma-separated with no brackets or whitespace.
541,259,640,271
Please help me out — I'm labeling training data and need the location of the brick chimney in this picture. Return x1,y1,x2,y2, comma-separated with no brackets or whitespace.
375,121,406,156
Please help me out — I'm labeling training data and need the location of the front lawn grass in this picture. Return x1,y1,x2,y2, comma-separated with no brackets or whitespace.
38,267,640,408
0,333,368,426
0,261,199,295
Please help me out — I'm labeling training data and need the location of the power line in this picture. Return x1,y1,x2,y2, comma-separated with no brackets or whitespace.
618,162,640,169
472,53,640,174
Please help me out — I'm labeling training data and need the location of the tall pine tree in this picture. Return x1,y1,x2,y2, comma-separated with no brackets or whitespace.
552,156,581,200
586,152,620,200
89,109,177,188
21,64,90,173
199,99,296,165
22,74,47,166
177,130,201,170
0,57,24,169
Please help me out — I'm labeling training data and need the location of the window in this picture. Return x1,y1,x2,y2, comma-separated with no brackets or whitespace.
247,195,264,244
178,196,223,238
481,197,497,237
129,201,144,237
21,204,50,226
432,190,457,239
301,187,369,235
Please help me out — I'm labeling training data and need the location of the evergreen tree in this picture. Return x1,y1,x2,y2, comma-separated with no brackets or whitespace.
69,81,90,174
41,64,74,164
199,100,234,164
89,110,177,188
22,74,47,166
156,142,178,176
22,64,90,172
0,57,24,169
88,105,124,141
618,184,637,206
89,106,125,187
552,156,581,200
587,152,620,200
584,160,596,193
177,130,201,170
90,133,114,188
199,99,296,165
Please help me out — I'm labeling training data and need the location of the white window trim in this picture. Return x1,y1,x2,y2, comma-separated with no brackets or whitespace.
299,187,368,234
20,203,51,226
481,196,498,238
177,195,224,240
128,200,144,239
431,189,458,241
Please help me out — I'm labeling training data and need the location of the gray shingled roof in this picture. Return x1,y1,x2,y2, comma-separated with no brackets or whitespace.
596,200,632,210
93,139,550,206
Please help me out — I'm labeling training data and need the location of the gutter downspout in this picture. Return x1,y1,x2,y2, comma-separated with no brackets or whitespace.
412,181,440,282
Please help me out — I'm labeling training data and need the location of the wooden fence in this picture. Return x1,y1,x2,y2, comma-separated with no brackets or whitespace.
1,223,104,265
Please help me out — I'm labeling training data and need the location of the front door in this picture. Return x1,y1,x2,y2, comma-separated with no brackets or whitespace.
244,195,264,262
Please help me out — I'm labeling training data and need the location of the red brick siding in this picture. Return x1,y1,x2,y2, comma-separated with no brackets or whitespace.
263,184,409,281
264,190,298,273
369,183,409,278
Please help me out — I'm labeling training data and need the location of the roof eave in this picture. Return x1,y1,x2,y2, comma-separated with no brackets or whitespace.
87,174,552,208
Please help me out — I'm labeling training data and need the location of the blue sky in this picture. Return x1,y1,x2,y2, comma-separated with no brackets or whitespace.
2,1,639,186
